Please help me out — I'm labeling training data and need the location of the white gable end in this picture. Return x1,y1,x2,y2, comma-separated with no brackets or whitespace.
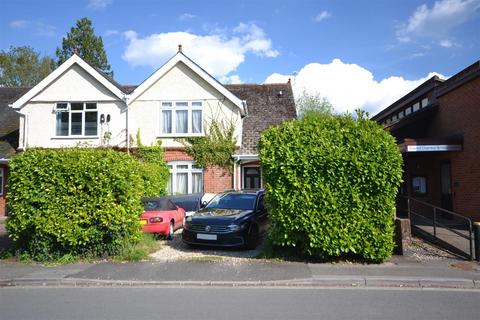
136,62,230,101
31,64,120,102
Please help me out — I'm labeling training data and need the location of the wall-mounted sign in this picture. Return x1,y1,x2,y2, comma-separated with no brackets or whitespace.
407,145,462,152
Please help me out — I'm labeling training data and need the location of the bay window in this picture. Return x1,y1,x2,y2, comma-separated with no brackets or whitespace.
167,162,203,194
55,102,98,137
159,101,203,136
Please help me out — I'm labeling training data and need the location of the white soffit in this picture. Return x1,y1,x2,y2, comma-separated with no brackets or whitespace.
10,54,124,109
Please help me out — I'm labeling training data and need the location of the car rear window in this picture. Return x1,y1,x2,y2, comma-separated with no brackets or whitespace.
206,193,257,210
142,198,177,211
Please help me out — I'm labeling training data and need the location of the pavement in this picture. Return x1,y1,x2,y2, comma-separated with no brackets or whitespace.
1,216,480,289
1,255,479,289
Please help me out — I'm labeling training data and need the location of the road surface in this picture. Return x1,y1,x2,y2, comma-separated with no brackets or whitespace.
0,286,478,319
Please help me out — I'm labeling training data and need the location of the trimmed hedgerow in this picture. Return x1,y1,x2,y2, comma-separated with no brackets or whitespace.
259,111,403,262
6,148,144,261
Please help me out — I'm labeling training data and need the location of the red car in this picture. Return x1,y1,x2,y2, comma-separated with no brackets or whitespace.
140,197,186,239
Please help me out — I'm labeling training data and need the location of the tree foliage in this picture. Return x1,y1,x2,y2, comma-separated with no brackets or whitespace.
296,91,333,118
179,119,237,172
259,111,403,262
56,17,113,77
0,46,54,87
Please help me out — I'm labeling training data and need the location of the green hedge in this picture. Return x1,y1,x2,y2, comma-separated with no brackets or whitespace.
6,148,144,260
259,112,403,262
135,134,170,198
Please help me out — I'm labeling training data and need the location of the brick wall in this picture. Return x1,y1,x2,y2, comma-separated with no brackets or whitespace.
427,76,480,221
0,164,7,217
163,149,232,193
204,166,233,193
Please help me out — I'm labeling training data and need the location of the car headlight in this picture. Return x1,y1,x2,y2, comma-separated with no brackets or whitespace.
227,223,247,232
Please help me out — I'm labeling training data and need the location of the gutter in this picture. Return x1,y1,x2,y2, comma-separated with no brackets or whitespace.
123,94,130,153
11,107,27,150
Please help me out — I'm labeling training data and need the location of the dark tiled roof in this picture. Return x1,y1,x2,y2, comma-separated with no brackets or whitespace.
0,130,19,159
0,87,30,137
225,83,297,154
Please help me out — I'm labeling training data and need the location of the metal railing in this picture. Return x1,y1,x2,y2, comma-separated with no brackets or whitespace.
399,195,474,260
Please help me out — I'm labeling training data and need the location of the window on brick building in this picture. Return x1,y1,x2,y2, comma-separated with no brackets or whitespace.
167,161,203,194
412,175,427,195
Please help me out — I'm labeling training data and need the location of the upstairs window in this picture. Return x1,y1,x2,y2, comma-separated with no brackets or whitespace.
160,101,202,136
55,102,98,137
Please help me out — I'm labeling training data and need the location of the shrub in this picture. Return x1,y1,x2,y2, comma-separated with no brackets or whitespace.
6,148,144,261
259,111,403,262
135,132,170,197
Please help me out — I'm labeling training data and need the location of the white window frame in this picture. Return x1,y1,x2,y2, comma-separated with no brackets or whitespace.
0,168,4,196
54,102,99,138
158,101,203,137
168,161,203,195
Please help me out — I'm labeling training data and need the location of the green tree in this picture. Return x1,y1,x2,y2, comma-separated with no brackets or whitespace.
296,91,333,118
0,46,54,87
56,17,113,77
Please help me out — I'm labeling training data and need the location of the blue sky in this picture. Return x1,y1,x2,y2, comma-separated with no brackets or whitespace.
1,0,479,114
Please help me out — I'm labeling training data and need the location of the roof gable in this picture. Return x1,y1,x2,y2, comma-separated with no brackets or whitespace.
10,54,125,109
128,51,246,115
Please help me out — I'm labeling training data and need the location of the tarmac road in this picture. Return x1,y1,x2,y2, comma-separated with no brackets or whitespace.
0,286,479,320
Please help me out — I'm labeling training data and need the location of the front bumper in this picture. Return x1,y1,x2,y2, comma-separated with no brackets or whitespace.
182,229,247,247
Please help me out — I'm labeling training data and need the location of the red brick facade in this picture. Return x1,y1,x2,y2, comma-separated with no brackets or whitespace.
427,76,480,220
203,166,233,193
163,149,232,193
0,164,7,217
376,69,480,221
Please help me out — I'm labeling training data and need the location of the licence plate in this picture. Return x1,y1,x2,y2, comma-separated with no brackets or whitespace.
197,233,217,240
140,219,148,225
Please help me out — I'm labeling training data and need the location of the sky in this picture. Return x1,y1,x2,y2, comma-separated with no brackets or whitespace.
1,0,479,115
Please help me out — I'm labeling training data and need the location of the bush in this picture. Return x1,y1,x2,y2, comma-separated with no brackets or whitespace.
259,111,403,262
6,148,144,261
135,133,170,197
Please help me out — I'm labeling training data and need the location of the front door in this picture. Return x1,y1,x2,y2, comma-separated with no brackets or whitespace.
440,161,453,211
243,167,261,190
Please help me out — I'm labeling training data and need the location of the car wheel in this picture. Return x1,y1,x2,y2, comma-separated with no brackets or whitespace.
166,221,174,240
245,225,259,250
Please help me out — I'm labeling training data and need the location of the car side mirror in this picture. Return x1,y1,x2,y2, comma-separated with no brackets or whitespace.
201,201,208,208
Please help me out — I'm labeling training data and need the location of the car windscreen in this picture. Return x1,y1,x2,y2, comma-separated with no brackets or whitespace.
205,193,257,210
142,198,177,211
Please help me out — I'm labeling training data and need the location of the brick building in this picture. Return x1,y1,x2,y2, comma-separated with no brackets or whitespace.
372,60,480,221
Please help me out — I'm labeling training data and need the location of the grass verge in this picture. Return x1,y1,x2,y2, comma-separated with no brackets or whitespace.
112,234,162,262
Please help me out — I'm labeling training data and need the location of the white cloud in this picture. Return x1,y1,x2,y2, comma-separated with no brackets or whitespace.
397,0,480,42
314,11,332,23
439,39,454,47
264,59,445,115
9,20,29,28
179,13,196,21
220,74,242,84
9,19,55,36
122,23,278,78
88,0,113,9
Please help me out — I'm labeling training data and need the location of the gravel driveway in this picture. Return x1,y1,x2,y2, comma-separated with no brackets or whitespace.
149,229,264,262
